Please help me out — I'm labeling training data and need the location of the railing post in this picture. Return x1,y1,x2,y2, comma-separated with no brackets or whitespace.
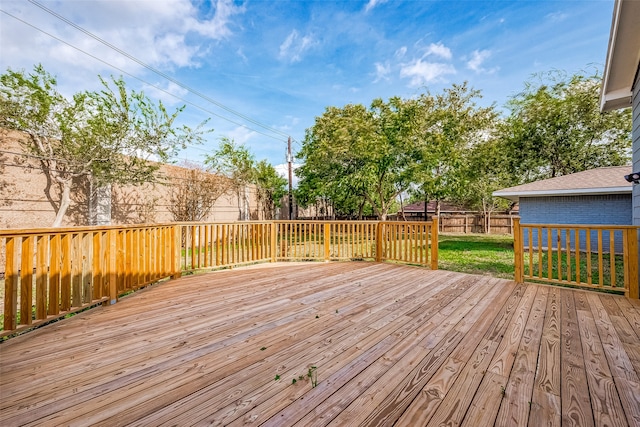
171,225,182,279
513,217,524,283
270,222,277,263
324,223,331,261
431,217,439,270
107,229,118,305
625,227,639,299
376,222,383,262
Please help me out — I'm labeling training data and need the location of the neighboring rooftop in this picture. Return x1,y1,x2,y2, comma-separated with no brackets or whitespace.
493,166,632,201
403,200,473,213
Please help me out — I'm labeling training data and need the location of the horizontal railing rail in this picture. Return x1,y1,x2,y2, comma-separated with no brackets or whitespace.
1,219,437,335
513,218,639,297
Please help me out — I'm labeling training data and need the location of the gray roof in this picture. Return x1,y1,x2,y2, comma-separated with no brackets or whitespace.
493,166,632,201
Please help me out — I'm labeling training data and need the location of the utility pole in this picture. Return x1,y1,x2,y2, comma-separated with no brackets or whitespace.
288,136,293,220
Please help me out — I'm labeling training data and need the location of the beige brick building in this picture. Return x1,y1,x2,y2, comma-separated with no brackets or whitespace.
0,130,262,229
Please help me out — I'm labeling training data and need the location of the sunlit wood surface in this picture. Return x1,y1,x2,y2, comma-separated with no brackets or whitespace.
1,262,639,426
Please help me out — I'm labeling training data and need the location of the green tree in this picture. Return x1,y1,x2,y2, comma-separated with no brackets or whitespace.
254,160,287,219
502,71,631,182
205,138,256,220
410,82,497,216
0,65,207,227
458,138,513,232
297,97,415,220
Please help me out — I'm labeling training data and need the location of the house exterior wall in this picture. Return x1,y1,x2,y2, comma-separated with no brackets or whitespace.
519,195,632,225
519,194,632,253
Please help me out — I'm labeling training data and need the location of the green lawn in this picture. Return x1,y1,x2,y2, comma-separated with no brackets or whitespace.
437,233,515,279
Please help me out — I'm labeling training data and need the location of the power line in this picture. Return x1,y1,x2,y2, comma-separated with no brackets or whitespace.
26,0,291,140
0,9,288,144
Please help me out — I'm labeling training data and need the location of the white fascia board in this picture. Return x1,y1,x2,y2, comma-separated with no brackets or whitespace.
600,0,623,112
493,186,632,199
600,0,640,112
600,88,632,111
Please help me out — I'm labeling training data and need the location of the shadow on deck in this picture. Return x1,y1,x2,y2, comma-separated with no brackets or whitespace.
1,262,639,426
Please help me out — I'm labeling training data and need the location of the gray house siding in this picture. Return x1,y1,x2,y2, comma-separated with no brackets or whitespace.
520,195,632,253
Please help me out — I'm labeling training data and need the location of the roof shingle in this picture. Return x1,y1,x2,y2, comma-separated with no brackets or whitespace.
493,166,632,201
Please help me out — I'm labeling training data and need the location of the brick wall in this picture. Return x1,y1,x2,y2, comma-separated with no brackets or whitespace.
0,130,261,229
519,194,632,253
519,194,632,226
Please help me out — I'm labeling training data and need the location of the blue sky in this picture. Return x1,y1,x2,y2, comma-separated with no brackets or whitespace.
0,0,615,176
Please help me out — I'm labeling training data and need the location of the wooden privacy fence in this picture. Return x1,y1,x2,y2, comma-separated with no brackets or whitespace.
438,214,515,235
513,218,639,298
0,219,437,335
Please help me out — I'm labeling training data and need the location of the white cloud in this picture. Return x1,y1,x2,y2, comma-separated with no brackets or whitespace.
186,0,245,39
279,30,317,63
395,46,407,59
373,62,391,83
226,126,258,145
424,42,452,60
0,0,245,93
546,11,568,23
400,60,456,87
466,49,499,74
365,0,389,13
141,81,189,105
274,163,300,187
236,48,248,64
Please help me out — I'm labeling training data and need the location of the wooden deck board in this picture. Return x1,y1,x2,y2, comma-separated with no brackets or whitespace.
1,262,639,426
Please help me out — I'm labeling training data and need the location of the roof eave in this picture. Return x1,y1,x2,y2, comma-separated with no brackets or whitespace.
493,186,632,201
600,0,640,112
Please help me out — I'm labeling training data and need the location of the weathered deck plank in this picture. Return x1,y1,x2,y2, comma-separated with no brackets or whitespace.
1,262,638,426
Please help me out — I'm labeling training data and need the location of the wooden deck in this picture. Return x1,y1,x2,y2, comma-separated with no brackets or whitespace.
1,262,639,426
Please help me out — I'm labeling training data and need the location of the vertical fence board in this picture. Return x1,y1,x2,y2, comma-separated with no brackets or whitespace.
81,232,91,303
92,232,102,300
610,231,616,288
20,236,34,325
566,230,572,284
49,234,60,315
71,233,83,307
60,234,71,312
575,229,580,284
35,235,48,320
625,229,638,298
598,230,604,285
4,237,17,330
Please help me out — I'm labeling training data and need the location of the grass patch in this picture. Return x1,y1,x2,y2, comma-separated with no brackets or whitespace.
438,233,515,279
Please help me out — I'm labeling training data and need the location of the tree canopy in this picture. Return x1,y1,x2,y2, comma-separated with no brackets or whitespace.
296,71,631,220
409,82,497,214
205,138,287,220
0,65,208,226
296,98,415,220
501,71,631,183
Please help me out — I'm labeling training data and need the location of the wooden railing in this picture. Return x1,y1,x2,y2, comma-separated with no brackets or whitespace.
1,219,437,335
514,218,639,297
378,220,438,269
0,224,178,335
